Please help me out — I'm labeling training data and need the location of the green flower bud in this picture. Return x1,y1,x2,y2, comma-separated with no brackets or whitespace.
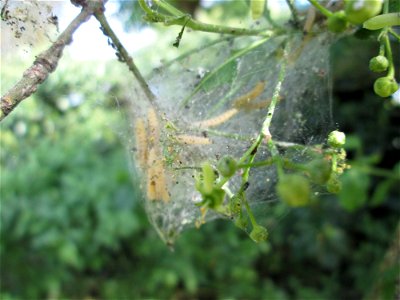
249,225,268,243
328,130,346,148
276,174,311,207
344,0,383,25
217,155,237,177
374,77,399,98
369,55,389,73
327,11,348,33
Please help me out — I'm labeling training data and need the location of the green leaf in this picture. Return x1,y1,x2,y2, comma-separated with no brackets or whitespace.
370,179,395,206
201,59,238,92
339,168,370,211
363,13,400,30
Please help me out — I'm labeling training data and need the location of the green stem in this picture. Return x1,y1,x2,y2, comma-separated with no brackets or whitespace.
307,0,333,18
237,158,275,169
228,43,289,226
233,42,288,169
138,0,155,16
379,44,385,56
139,0,274,37
260,47,288,176
181,18,272,36
240,153,258,227
285,0,300,27
388,28,400,41
242,192,257,227
382,33,395,78
154,0,184,17
331,153,338,172
383,0,389,14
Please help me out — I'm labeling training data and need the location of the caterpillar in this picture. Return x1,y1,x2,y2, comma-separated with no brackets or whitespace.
133,106,171,203
193,109,239,129
233,81,266,108
175,134,212,145
194,81,266,128
147,148,170,203
147,106,160,148
134,117,148,169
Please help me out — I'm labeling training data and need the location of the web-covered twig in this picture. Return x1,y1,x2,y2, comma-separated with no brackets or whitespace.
0,0,104,121
94,11,156,103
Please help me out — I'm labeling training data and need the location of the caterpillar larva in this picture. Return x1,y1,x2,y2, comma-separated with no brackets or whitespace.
175,135,212,145
193,81,266,128
147,148,158,201
233,81,266,108
146,148,170,202
241,97,282,111
193,109,238,129
147,106,160,148
134,117,148,169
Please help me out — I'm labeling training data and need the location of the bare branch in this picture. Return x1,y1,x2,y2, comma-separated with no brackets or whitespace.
0,1,104,121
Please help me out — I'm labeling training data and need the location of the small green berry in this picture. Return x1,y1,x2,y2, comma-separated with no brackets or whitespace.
374,77,399,98
276,174,311,207
344,0,383,25
328,130,346,148
369,55,389,73
327,11,348,33
249,224,268,243
217,155,237,177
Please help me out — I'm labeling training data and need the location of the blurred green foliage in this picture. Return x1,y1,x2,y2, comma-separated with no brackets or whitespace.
1,1,400,299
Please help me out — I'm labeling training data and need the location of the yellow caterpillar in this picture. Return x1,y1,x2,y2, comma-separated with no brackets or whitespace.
193,109,239,128
134,118,148,169
175,134,212,145
194,81,266,129
134,106,170,203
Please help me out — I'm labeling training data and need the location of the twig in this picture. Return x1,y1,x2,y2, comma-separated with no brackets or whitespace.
138,0,274,37
285,0,301,28
307,0,333,18
0,1,103,121
94,11,156,103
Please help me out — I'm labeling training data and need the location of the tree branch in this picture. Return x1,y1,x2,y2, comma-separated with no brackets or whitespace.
94,11,156,103
0,0,104,121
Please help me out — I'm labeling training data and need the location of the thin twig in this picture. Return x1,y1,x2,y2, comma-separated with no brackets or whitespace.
0,1,103,121
138,0,274,37
285,0,301,28
94,11,156,103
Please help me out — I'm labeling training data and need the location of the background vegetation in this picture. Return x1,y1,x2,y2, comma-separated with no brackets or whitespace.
1,1,399,299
